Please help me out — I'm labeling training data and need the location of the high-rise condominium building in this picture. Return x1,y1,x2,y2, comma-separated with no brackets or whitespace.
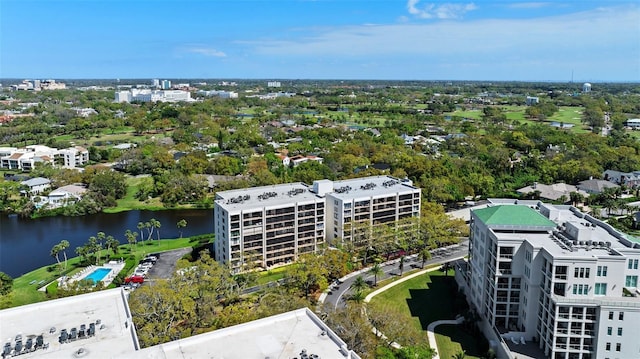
214,176,421,271
464,200,640,359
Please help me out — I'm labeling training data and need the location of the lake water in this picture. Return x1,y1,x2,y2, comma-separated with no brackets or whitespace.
0,209,214,278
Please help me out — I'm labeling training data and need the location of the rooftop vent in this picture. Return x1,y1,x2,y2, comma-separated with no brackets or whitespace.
382,179,398,187
228,195,250,204
334,185,352,194
288,188,305,196
361,182,377,190
257,191,277,200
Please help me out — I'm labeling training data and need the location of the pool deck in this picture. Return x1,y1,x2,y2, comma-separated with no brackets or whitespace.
58,261,125,289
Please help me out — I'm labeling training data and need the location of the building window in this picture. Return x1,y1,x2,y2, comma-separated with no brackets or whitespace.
574,267,589,278
594,283,607,295
572,284,588,295
607,327,612,335
606,342,611,351
616,343,621,351
625,275,638,288
597,265,608,276
617,327,622,336
609,311,614,320
619,312,624,321
629,259,639,269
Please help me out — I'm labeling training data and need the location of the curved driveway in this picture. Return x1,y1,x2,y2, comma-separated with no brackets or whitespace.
320,240,469,310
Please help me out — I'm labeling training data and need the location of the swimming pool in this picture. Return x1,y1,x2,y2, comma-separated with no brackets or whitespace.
83,268,112,284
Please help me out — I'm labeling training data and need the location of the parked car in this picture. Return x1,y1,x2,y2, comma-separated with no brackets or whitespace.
124,275,144,284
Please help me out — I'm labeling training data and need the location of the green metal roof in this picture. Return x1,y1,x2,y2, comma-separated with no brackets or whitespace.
473,205,556,228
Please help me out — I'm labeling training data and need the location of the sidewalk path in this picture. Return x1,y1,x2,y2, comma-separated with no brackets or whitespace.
427,317,464,359
363,266,442,349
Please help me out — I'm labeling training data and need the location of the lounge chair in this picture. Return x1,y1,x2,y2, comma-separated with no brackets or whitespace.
520,336,526,344
510,336,519,345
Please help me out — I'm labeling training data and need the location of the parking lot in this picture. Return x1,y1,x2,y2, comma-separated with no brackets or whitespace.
123,248,193,291
145,248,192,280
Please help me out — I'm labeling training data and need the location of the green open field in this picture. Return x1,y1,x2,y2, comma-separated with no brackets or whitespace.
2,236,208,309
445,105,588,133
368,270,482,359
255,265,290,285
103,176,165,213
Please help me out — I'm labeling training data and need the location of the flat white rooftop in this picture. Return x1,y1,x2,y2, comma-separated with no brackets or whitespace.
215,182,321,211
133,308,360,359
0,288,137,358
0,292,361,359
327,175,418,201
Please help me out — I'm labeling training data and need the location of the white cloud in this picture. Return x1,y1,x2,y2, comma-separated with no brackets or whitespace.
244,5,637,58
185,47,227,57
407,0,478,19
507,2,552,9
237,5,640,80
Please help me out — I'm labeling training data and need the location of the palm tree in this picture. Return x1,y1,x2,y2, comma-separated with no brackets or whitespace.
96,232,106,264
398,255,406,276
177,219,187,238
418,247,432,269
348,290,366,304
50,243,61,268
151,218,161,241
350,275,368,293
145,221,153,241
369,263,383,287
59,240,70,269
125,229,138,251
105,236,120,257
75,246,88,264
137,222,145,241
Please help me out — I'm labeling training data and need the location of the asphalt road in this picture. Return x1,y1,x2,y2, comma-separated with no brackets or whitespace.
322,239,469,310
144,247,192,281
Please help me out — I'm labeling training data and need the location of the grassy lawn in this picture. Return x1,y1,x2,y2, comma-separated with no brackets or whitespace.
103,176,165,213
446,109,482,120
370,270,462,331
255,265,291,285
369,269,486,358
2,236,209,309
435,325,483,359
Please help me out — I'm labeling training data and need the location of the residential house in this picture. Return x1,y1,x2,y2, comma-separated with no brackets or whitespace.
290,155,323,167
517,182,588,202
42,184,88,208
20,177,51,194
276,154,291,167
577,179,620,194
603,170,640,188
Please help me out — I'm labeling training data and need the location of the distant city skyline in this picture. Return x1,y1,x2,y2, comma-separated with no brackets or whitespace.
1,0,638,82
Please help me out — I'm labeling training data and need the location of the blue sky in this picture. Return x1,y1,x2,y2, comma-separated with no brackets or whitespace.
1,0,638,81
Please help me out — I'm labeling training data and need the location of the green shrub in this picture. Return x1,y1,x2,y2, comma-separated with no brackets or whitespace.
46,281,59,297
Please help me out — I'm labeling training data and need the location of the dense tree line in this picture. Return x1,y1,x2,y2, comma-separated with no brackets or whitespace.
2,82,640,216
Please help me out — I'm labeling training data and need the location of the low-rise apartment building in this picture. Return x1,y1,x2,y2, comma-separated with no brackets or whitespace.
464,199,640,359
0,145,89,171
214,175,421,271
